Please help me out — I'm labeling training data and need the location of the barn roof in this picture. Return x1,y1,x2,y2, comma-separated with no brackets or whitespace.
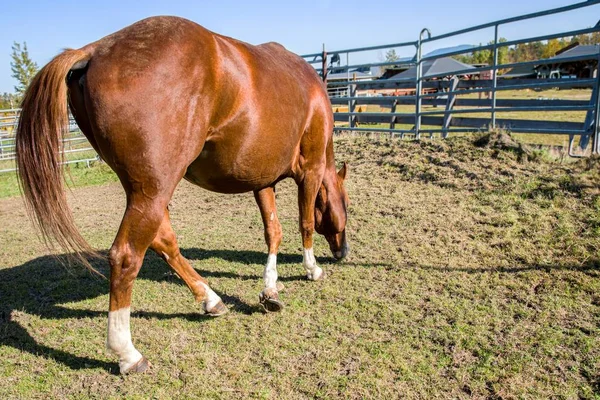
501,64,538,78
386,57,477,81
547,44,600,61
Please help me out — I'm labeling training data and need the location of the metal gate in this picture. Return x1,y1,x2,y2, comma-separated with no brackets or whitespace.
302,0,600,155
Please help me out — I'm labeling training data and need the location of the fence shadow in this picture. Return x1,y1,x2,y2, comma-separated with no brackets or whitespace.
410,259,600,275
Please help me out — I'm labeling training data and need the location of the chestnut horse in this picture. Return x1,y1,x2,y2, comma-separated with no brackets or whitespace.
16,16,349,374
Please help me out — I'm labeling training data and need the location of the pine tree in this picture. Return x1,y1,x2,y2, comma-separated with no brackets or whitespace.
10,42,39,96
385,49,400,63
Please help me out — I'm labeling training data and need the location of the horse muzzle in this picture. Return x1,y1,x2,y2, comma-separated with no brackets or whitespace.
333,241,350,261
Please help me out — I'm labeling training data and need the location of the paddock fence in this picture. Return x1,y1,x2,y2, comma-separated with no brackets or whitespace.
301,0,600,156
0,108,98,174
1,1,599,174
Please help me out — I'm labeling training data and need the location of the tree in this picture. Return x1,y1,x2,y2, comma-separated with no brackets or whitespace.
455,38,507,66
542,39,561,58
570,35,581,45
385,49,400,63
0,93,17,109
379,49,401,75
472,43,491,64
496,38,508,65
10,42,38,96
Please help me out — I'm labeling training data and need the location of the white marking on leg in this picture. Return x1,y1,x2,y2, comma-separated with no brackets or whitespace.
200,282,222,311
264,253,278,289
107,307,143,374
270,212,274,221
303,248,323,281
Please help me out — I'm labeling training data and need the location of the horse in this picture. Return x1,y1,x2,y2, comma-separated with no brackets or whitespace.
15,16,349,374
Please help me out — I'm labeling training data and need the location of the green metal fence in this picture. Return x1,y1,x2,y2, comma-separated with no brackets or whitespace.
302,0,600,156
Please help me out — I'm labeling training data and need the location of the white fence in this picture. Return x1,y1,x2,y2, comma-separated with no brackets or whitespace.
0,109,99,174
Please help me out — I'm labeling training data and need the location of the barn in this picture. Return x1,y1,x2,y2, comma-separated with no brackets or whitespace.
537,43,600,79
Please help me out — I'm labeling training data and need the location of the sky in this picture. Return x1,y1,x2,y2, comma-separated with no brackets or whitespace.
2,0,600,93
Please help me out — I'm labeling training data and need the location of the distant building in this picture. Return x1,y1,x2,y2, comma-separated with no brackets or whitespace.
501,64,538,79
386,57,478,81
502,43,599,79
379,67,411,79
537,43,599,79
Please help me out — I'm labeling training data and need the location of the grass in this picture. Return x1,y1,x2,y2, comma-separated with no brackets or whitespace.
0,134,599,398
0,161,118,198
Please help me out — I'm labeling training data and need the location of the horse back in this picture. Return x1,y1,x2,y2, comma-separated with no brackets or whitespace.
71,16,331,193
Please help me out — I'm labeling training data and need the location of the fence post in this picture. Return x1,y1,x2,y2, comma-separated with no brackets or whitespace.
346,52,350,82
348,84,357,129
416,28,431,140
321,43,328,83
491,24,499,129
593,52,600,155
581,81,598,152
442,76,460,138
390,99,398,133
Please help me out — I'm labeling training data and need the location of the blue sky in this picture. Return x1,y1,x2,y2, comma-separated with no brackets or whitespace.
2,0,599,93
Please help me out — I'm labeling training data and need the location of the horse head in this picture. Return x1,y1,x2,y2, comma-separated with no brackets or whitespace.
315,163,349,260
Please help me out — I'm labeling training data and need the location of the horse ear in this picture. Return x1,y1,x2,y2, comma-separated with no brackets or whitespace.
337,162,348,181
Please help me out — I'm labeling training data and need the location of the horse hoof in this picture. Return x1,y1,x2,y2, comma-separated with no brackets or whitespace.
259,289,284,313
307,266,325,281
123,356,151,374
260,297,284,313
205,300,229,317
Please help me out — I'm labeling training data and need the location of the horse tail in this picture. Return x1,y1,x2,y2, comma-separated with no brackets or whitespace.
15,48,102,275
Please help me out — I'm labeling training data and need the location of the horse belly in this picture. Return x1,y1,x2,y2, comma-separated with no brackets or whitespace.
184,141,292,194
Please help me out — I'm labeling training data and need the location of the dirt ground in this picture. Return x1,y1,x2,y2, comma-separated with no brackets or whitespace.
0,134,599,399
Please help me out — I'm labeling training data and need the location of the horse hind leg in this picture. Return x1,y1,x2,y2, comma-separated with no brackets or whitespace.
106,193,167,374
150,210,227,316
107,194,227,374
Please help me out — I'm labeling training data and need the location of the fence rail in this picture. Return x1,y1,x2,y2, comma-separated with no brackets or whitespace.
302,0,600,156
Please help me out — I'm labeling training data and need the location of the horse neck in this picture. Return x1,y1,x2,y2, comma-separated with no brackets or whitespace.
324,135,337,175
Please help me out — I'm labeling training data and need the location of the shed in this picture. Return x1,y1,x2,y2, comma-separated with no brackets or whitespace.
538,44,599,78
387,57,477,81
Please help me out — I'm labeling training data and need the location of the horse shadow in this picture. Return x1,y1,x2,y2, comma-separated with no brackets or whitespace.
9,245,593,375
0,248,314,374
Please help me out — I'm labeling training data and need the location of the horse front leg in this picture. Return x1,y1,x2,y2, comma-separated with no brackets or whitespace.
298,174,325,281
254,187,284,312
150,210,227,316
